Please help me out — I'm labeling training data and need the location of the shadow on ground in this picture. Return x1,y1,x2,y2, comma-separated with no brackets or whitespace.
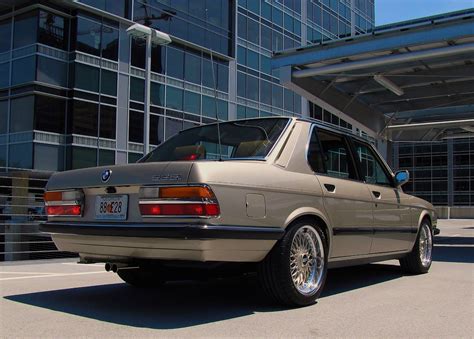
433,235,474,264
5,263,402,329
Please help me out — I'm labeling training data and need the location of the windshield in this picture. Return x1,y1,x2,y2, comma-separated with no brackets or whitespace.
140,118,290,163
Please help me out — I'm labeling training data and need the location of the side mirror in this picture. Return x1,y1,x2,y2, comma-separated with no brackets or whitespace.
394,170,410,187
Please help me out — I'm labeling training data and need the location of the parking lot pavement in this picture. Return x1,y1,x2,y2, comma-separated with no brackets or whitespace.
1,219,473,338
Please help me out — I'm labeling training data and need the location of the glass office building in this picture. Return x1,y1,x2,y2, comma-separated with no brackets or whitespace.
0,0,375,172
0,0,375,259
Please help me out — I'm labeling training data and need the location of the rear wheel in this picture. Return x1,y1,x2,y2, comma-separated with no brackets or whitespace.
399,220,433,274
117,268,165,287
258,220,328,307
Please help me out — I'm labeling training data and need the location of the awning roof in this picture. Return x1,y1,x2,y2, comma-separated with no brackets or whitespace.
272,9,474,141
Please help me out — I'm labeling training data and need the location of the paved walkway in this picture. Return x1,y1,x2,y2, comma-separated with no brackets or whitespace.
1,219,473,338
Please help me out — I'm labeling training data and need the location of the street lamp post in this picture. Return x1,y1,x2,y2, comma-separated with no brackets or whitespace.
126,24,171,155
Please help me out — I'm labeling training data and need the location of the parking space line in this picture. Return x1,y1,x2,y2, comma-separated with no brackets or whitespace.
0,272,56,275
0,271,108,281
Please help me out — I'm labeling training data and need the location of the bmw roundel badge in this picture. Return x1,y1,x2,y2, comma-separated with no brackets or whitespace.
101,169,112,183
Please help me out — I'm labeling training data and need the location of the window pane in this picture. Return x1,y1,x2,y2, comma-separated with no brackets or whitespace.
184,91,200,115
151,45,166,73
246,75,258,101
71,146,96,169
260,80,271,105
12,56,36,86
260,55,271,74
272,84,283,108
71,100,98,136
37,56,68,87
14,11,37,49
247,49,259,70
166,86,183,110
151,82,164,106
128,110,143,143
165,117,182,140
75,63,99,92
34,143,61,171
237,14,246,39
217,63,228,92
167,47,184,79
0,100,7,134
38,11,67,50
76,17,101,56
99,149,115,166
9,143,33,169
247,18,259,44
100,105,116,139
284,89,293,111
237,72,246,98
10,96,34,132
0,145,6,167
0,19,12,53
354,141,392,186
184,51,201,84
307,127,325,173
0,63,9,88
130,77,144,102
150,114,164,145
261,25,271,50
131,37,145,69
202,95,216,118
128,152,141,163
101,69,117,96
317,130,356,179
35,95,66,134
101,24,118,60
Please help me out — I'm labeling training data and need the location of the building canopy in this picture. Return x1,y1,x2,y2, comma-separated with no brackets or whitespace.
273,9,474,142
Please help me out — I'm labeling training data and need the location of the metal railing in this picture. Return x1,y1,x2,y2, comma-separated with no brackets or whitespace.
0,167,76,261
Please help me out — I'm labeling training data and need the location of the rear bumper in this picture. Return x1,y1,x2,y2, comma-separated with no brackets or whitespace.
40,222,283,262
40,222,284,240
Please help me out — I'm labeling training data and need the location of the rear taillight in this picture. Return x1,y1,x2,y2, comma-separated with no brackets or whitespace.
138,186,220,217
44,190,84,217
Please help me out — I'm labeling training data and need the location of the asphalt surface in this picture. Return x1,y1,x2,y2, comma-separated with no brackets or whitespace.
1,219,473,338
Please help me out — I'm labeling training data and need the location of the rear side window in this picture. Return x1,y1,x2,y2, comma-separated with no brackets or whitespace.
354,141,393,186
307,127,356,180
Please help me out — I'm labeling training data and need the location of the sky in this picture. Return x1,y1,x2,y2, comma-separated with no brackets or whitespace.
376,0,474,25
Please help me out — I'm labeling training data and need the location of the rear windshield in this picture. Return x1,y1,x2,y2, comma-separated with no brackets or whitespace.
140,118,290,162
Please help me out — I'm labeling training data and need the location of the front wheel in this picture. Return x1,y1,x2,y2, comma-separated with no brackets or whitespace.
258,220,328,307
399,220,433,274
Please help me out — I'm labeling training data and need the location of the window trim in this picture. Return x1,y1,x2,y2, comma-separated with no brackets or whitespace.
306,124,362,183
350,138,396,188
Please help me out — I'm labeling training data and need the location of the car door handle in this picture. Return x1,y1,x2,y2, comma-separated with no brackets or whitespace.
372,191,381,199
324,184,336,193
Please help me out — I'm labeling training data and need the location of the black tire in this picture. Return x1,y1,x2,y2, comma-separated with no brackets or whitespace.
399,219,433,274
258,219,328,307
117,268,165,287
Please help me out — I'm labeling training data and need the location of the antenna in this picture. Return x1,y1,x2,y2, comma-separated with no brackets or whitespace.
206,8,223,161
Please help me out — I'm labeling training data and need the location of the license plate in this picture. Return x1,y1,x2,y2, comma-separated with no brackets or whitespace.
95,195,128,220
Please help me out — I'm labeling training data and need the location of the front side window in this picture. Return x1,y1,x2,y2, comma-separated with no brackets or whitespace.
309,128,356,180
140,118,289,163
354,141,392,186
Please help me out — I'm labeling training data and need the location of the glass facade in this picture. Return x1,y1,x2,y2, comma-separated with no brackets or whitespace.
394,139,474,206
0,1,376,175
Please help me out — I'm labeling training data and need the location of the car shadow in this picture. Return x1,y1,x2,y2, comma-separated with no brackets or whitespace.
4,263,403,329
433,236,474,264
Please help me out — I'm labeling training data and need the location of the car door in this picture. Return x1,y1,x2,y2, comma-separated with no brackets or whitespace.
352,140,414,253
307,127,374,257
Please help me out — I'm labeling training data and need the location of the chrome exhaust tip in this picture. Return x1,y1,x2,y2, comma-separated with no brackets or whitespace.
105,263,112,272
